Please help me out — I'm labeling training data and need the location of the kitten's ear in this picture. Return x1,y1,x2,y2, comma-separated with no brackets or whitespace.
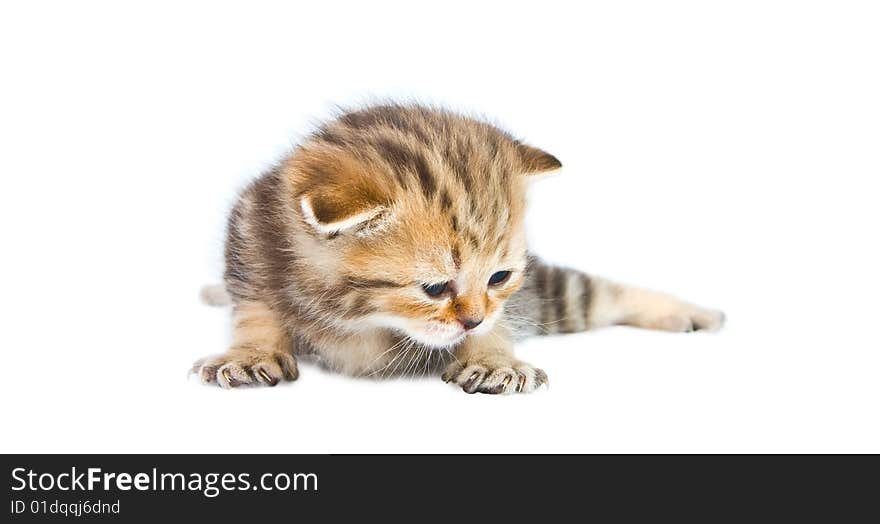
299,190,387,235
517,143,562,178
294,150,393,236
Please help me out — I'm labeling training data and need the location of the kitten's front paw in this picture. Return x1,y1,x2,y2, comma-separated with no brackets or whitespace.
441,357,548,395
190,350,298,389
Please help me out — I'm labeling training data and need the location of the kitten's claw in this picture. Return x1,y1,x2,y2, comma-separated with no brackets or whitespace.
462,370,485,393
256,368,278,386
191,351,298,389
442,358,547,395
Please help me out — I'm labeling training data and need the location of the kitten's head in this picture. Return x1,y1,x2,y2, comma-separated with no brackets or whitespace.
289,105,560,348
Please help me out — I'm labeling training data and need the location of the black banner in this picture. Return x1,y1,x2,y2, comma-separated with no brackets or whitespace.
2,455,877,521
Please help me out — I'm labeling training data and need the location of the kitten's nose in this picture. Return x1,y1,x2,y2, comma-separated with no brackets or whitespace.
459,317,483,331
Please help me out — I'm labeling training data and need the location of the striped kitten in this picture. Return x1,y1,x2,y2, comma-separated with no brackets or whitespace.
192,104,724,394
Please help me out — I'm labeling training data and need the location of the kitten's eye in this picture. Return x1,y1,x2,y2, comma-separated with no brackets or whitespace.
422,282,449,297
488,270,511,286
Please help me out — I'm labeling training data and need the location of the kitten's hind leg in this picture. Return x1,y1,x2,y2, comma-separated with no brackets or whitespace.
517,257,725,335
589,278,726,333
191,300,298,388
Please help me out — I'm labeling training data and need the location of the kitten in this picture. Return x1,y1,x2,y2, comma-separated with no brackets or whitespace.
192,104,724,394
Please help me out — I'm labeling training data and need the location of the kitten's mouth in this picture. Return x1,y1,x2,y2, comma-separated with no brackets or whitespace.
413,323,466,348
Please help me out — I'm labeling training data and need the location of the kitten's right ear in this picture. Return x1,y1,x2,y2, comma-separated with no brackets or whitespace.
294,149,393,236
299,190,387,236
517,143,562,178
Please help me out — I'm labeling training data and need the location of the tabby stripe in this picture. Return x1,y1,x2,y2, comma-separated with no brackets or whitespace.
375,136,435,199
347,278,406,289
551,266,567,333
250,173,291,293
348,293,375,317
580,274,594,329
532,262,549,332
440,188,452,211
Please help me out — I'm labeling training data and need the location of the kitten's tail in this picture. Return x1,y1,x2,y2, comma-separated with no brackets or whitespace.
199,284,232,307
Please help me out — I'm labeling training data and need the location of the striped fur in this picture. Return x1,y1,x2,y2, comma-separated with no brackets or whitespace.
193,103,724,394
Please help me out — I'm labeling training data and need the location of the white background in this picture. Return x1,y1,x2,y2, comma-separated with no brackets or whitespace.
2,1,878,453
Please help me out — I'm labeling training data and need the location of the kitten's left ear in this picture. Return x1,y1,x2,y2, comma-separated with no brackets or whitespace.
517,143,562,178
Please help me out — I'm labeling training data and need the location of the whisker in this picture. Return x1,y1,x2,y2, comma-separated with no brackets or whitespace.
365,337,409,377
387,339,417,377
